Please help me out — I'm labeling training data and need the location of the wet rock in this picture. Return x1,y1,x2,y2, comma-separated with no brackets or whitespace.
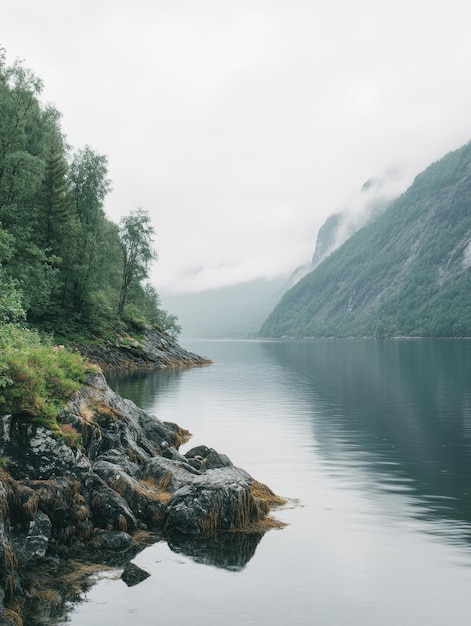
164,467,271,536
185,445,233,470
121,562,151,586
162,446,188,464
0,365,284,620
21,511,52,563
92,461,167,526
0,417,91,481
89,530,133,551
94,449,140,476
138,457,201,493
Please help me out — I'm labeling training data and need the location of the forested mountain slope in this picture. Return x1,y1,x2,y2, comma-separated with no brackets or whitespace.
260,141,471,338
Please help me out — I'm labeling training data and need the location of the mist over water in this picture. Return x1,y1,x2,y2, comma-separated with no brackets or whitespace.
67,339,471,625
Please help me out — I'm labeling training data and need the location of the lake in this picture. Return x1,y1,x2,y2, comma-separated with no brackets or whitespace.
61,339,471,625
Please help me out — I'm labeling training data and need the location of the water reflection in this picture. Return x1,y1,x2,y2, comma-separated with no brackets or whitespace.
261,339,471,536
104,368,187,414
67,340,471,626
166,530,264,571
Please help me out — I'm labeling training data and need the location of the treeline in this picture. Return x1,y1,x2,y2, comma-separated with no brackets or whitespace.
0,49,179,340
260,140,471,338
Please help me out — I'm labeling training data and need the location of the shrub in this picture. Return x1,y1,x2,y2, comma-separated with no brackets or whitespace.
0,325,88,424
59,424,82,449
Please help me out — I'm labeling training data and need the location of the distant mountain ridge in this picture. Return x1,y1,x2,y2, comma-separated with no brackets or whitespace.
259,141,471,338
160,276,287,338
285,178,392,289
161,179,393,339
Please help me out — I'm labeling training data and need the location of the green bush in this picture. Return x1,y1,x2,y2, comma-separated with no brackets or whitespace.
0,325,87,424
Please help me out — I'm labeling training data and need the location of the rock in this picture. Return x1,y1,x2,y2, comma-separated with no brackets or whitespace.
0,417,91,480
185,445,233,470
89,530,133,551
120,562,151,586
91,461,167,527
93,449,140,476
164,467,274,535
77,325,212,370
0,367,284,621
138,457,201,493
85,473,137,533
21,511,52,563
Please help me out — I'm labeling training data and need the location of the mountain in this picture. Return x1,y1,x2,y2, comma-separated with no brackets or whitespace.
160,276,288,338
285,178,392,289
259,141,471,338
160,178,393,339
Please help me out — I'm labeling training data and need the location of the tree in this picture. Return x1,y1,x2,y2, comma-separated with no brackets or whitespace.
117,208,157,315
0,227,24,323
61,146,111,315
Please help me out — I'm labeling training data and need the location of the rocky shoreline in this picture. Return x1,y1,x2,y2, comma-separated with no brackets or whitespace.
76,325,212,369
0,334,285,625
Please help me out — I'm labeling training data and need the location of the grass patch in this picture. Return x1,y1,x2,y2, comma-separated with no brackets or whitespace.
0,324,89,440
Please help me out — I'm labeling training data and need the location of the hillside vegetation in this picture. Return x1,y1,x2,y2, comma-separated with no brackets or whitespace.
260,141,471,338
0,49,185,436
0,49,179,342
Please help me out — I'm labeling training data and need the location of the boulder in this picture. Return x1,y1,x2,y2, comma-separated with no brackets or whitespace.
89,530,133,551
164,467,276,535
121,562,151,586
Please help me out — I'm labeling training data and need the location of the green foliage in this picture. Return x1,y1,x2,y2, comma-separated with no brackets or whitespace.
118,207,157,315
0,51,180,342
260,141,471,339
0,455,13,469
0,325,87,422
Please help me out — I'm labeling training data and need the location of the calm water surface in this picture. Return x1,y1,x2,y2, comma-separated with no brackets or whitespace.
63,339,471,625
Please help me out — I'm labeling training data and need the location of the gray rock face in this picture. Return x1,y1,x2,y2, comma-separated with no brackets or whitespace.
79,325,212,369
0,416,91,480
89,530,134,551
164,467,270,536
14,511,52,565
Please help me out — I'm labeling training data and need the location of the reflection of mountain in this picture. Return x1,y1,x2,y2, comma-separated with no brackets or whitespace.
261,339,471,534
166,530,264,571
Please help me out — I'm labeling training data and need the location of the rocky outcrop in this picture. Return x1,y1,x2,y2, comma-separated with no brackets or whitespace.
0,372,284,623
77,325,212,369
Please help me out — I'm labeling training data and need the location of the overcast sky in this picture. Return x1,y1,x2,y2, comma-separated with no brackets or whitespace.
3,0,471,293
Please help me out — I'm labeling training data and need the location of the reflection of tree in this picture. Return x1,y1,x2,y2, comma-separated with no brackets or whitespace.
104,368,186,413
262,339,471,534
166,530,264,571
